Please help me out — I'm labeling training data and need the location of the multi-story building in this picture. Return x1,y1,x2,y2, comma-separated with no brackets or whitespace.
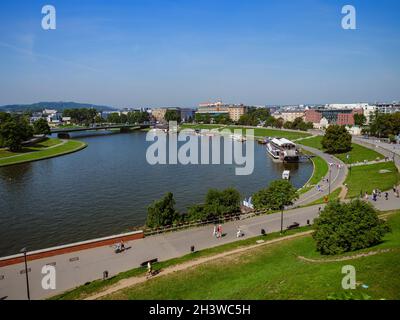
272,110,305,123
196,101,248,122
151,108,168,123
228,105,247,122
305,108,363,126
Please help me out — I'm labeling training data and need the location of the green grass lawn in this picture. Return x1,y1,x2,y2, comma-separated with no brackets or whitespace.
299,155,329,194
0,139,87,167
103,212,400,300
180,124,311,140
0,138,62,159
345,162,400,198
307,188,342,206
298,136,384,164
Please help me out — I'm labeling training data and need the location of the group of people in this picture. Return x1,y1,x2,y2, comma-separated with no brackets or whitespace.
213,224,223,238
213,224,244,239
365,188,394,202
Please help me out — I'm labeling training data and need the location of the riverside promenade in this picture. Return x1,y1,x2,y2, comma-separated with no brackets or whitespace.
0,204,325,300
0,136,398,300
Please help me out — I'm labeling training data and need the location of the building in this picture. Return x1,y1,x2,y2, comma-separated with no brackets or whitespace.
305,108,363,126
375,102,400,114
196,101,248,122
151,108,168,123
228,105,247,122
272,110,305,122
180,108,195,122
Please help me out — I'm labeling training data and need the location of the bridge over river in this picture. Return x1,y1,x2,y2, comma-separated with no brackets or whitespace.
51,124,150,138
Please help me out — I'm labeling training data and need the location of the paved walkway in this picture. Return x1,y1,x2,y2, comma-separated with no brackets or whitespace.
294,145,348,206
0,204,324,300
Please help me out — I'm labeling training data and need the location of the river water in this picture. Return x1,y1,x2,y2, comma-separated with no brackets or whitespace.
0,131,312,256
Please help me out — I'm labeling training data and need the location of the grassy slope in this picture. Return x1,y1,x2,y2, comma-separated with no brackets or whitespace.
0,138,62,158
299,155,329,195
105,212,400,300
345,162,400,198
0,139,87,167
298,136,384,164
51,226,314,300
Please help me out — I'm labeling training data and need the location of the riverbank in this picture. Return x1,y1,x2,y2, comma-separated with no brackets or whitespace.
0,139,87,167
180,124,311,140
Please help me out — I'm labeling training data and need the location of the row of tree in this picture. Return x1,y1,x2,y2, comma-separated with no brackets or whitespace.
364,111,400,138
0,112,50,151
146,182,390,257
105,111,150,124
146,180,298,228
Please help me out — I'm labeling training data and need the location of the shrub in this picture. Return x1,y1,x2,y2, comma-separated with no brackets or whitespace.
313,200,390,255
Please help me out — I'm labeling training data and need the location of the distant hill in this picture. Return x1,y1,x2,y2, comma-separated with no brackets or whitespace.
0,102,118,113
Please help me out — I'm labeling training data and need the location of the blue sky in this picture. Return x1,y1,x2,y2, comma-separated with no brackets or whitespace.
0,0,399,108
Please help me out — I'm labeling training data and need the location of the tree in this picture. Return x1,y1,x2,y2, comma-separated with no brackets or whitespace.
146,192,181,228
107,113,121,124
321,125,352,154
353,113,367,127
165,110,181,123
252,180,298,211
0,117,33,151
186,187,241,221
313,200,390,255
33,118,51,135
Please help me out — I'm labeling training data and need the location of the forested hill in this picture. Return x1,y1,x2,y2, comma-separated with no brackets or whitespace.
0,102,117,113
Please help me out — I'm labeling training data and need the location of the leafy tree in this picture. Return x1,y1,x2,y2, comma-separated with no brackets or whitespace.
33,118,51,135
0,117,33,151
62,108,97,125
238,107,271,126
94,115,106,124
165,110,181,123
146,192,181,228
186,187,241,221
353,113,367,127
321,125,352,154
252,180,298,211
107,113,121,124
283,121,293,129
313,200,390,255
368,111,400,138
127,111,149,124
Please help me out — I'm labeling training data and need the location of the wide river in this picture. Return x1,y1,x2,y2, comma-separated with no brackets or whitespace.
0,131,312,256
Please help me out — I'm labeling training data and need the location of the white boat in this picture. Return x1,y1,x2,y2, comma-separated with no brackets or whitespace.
231,134,246,142
282,170,290,180
266,138,299,162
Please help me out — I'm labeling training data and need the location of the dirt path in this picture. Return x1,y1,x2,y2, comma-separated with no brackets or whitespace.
85,230,313,300
298,248,395,263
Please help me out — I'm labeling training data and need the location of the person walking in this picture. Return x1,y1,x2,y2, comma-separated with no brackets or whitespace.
213,225,217,238
385,192,389,200
218,224,222,239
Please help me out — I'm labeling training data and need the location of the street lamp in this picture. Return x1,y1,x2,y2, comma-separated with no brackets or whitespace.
279,193,284,235
20,247,30,301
